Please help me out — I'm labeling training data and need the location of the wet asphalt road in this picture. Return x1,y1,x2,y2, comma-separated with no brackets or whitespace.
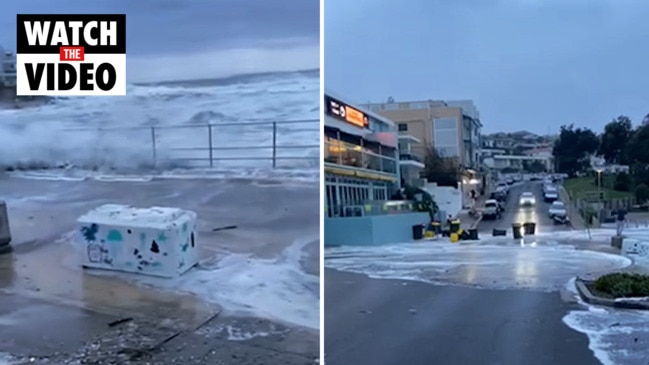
478,181,571,235
324,180,602,365
324,269,600,365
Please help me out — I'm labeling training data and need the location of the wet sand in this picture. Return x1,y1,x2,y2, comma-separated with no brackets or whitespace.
0,175,319,364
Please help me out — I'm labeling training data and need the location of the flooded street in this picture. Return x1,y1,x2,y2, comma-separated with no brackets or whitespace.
325,238,631,292
0,175,319,364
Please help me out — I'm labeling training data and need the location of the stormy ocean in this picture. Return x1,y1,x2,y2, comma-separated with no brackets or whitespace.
0,69,320,182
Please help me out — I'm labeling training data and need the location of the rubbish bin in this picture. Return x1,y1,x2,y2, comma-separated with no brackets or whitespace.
468,228,479,240
523,222,536,235
450,219,461,234
0,201,11,247
412,224,425,240
512,223,523,239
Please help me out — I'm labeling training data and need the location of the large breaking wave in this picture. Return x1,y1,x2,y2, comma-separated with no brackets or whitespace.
0,70,319,179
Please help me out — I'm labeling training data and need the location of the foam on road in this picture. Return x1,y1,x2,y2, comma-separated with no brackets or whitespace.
325,238,631,292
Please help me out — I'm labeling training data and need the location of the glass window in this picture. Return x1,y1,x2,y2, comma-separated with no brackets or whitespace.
436,146,459,157
382,157,397,174
435,129,457,143
398,123,408,131
434,118,457,129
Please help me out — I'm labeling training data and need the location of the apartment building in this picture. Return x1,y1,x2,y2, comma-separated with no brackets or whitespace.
324,91,428,246
0,46,17,88
363,99,483,172
363,99,484,208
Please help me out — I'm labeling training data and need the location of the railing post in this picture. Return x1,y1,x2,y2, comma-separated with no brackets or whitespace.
272,121,277,168
208,124,213,167
150,126,157,167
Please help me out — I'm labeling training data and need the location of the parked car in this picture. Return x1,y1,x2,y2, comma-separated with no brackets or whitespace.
491,187,507,202
496,182,509,194
544,188,559,202
483,199,502,220
542,182,553,192
519,192,536,206
548,201,567,218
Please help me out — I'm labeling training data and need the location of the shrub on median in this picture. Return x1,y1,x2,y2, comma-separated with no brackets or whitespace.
593,273,649,298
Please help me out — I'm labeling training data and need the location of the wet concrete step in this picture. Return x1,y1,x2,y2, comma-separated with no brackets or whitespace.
0,292,116,358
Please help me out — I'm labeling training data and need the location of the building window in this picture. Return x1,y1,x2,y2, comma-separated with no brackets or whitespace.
435,118,456,129
398,123,408,132
436,146,459,158
324,176,390,217
324,132,398,175
433,118,459,158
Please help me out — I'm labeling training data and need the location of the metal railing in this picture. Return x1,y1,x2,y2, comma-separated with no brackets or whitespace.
399,153,423,163
327,200,418,218
60,119,319,169
324,140,397,174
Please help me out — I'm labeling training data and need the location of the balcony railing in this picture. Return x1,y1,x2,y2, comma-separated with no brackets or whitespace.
324,140,397,174
60,119,319,169
326,200,418,217
399,153,423,163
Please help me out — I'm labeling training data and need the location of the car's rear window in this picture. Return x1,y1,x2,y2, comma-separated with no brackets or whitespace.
486,202,497,207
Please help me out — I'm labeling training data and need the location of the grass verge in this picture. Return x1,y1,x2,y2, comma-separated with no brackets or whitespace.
563,176,632,200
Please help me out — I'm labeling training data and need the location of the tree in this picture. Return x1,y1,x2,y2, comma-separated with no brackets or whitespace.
552,124,599,177
421,147,460,188
636,184,649,205
403,185,439,220
614,172,632,192
501,167,519,174
525,160,546,173
626,125,649,166
599,116,633,164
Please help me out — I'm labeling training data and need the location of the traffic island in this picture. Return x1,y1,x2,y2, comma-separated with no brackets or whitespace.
575,274,649,310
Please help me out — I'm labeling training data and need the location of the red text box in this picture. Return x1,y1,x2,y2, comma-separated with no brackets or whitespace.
59,46,85,61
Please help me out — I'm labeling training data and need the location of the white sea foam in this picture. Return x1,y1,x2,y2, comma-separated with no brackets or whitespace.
325,240,632,292
6,166,320,183
0,71,319,181
563,307,649,365
95,236,320,330
0,354,17,365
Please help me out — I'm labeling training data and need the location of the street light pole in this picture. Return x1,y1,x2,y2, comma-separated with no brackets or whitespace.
597,169,602,202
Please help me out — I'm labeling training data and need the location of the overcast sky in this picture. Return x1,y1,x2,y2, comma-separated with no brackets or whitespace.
325,0,649,135
2,0,319,82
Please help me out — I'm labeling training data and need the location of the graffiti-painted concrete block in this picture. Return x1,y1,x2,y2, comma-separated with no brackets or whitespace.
76,204,198,278
622,238,649,261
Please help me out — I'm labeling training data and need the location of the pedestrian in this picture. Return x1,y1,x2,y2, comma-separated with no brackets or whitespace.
616,208,627,236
